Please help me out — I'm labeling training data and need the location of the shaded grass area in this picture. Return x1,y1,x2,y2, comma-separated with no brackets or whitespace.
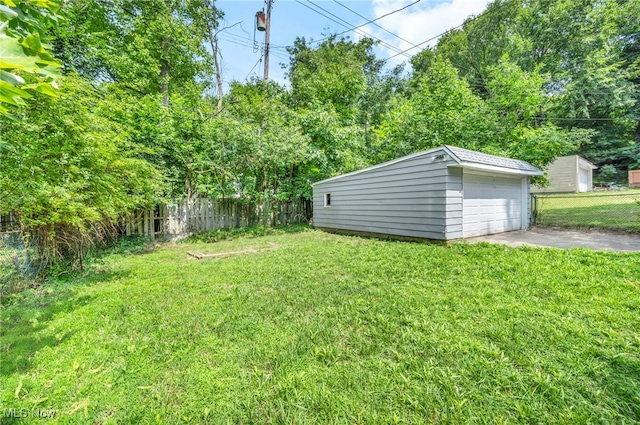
1,229,639,423
535,190,640,232
184,223,311,243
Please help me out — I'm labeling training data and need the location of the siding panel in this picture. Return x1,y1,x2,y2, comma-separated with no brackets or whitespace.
531,155,577,193
313,149,454,240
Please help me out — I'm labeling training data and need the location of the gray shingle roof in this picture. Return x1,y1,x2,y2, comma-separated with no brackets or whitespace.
445,145,541,173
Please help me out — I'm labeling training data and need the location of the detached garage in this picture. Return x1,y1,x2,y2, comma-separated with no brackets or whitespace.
312,145,543,241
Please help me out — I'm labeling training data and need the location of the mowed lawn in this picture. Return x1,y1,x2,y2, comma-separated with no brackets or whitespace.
535,190,640,232
1,229,639,424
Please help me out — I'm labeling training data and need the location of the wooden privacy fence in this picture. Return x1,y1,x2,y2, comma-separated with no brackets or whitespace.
124,198,312,239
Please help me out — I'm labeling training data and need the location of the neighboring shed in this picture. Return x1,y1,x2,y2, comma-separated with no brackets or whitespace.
531,155,597,193
312,145,543,240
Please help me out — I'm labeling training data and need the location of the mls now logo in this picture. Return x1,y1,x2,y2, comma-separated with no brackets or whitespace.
3,408,29,418
4,408,57,418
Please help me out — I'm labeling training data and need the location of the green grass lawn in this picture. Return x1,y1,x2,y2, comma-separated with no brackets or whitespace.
534,190,640,232
1,228,639,424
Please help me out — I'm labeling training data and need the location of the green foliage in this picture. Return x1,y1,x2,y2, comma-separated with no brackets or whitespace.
191,80,312,201
286,36,388,181
287,36,380,121
0,0,62,115
0,75,162,265
375,58,582,172
433,0,639,178
1,231,639,422
52,0,221,98
597,164,619,183
375,59,485,161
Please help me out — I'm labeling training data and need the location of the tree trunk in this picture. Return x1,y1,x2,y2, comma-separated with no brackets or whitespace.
208,32,223,111
160,58,170,107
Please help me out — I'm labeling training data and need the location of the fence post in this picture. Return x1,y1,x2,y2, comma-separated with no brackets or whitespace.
530,194,538,226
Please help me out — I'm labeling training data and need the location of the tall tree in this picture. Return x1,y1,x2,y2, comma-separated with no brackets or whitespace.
375,59,486,161
377,58,591,175
431,0,639,181
196,80,311,200
52,0,221,100
286,36,385,178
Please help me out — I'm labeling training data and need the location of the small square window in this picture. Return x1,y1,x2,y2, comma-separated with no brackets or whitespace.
324,193,331,207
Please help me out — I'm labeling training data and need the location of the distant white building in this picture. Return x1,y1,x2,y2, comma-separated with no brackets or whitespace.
532,155,597,194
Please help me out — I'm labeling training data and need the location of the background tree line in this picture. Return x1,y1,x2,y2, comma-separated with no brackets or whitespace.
0,0,638,267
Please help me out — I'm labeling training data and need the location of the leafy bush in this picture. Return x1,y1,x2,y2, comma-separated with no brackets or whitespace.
0,76,162,272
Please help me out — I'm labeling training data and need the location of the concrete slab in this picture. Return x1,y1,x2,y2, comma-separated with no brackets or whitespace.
463,227,640,252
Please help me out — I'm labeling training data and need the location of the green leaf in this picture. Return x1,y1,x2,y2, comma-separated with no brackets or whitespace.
0,33,40,71
0,5,18,19
30,0,59,9
23,81,57,96
0,79,31,99
0,69,25,85
20,33,42,56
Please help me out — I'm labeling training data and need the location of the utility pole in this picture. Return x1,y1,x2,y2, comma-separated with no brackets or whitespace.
263,0,273,82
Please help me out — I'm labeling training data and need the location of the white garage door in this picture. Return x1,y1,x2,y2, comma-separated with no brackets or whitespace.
463,173,524,238
578,168,590,192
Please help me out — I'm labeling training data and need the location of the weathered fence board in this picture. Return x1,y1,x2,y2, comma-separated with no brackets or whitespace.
629,170,640,189
125,198,311,239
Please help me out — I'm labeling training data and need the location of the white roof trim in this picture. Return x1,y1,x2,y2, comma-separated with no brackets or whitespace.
449,162,544,176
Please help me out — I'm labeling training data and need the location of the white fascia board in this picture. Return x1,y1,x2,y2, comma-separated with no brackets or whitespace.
449,162,544,176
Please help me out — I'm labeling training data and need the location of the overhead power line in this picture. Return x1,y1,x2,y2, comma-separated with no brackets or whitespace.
295,0,412,58
382,0,519,62
333,0,419,49
310,0,423,45
307,0,412,58
244,54,264,81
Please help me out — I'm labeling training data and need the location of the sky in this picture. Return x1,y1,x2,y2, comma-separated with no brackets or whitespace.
214,0,492,90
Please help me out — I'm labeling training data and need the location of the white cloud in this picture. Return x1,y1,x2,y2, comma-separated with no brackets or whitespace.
367,0,491,65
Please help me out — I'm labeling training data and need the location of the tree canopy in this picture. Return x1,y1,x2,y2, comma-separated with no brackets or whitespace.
1,0,638,265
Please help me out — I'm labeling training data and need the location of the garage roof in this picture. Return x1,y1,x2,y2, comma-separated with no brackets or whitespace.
445,146,543,176
312,145,542,186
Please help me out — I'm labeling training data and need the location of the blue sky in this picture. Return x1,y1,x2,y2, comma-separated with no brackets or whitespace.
214,0,491,90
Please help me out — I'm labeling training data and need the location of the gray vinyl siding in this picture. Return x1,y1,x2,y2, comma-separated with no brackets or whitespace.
531,155,577,193
313,149,460,240
444,167,463,239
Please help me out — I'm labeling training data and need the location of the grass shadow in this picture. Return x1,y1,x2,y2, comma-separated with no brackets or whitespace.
0,268,131,376
183,223,312,244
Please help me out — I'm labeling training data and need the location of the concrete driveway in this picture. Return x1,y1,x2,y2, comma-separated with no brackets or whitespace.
464,227,640,252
